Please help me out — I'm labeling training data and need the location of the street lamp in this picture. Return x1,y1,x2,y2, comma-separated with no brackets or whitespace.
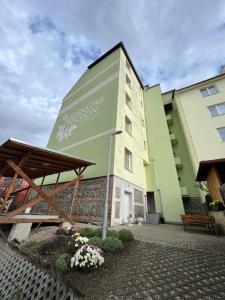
102,130,123,240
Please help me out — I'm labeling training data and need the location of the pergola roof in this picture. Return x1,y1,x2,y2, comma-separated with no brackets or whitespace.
0,138,95,179
196,158,225,182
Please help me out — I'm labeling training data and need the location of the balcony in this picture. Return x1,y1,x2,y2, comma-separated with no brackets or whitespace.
170,133,178,145
174,157,183,169
180,186,188,196
166,115,173,126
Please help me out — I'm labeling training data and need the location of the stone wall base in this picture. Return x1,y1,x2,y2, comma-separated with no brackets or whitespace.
182,197,205,215
31,176,113,225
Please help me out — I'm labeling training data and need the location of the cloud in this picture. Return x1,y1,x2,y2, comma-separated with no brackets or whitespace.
0,0,225,146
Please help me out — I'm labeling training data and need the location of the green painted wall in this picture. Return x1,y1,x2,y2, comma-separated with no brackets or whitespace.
168,100,201,199
113,49,149,189
46,49,121,184
144,85,185,222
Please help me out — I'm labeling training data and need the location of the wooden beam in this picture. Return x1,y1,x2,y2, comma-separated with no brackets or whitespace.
0,217,65,224
0,153,31,213
5,159,82,224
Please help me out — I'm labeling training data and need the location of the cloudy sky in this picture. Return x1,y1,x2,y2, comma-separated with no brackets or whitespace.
1,0,225,146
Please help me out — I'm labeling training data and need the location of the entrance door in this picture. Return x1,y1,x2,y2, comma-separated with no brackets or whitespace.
147,192,156,214
124,192,132,222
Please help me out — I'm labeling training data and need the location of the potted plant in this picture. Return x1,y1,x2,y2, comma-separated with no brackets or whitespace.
209,200,225,211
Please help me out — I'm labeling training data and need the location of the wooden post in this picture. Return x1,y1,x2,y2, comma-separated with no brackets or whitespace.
70,167,86,217
0,153,31,213
207,165,223,202
47,173,60,215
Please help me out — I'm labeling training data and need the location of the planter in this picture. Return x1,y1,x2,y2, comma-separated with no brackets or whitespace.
127,216,133,226
136,217,143,226
209,211,225,234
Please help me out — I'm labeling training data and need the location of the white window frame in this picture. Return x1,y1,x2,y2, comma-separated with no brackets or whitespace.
125,116,132,136
124,148,132,171
217,127,225,142
126,59,131,73
200,85,219,97
126,74,131,89
208,102,225,117
125,93,131,109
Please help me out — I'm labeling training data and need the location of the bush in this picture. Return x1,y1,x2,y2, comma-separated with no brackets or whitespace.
79,227,94,238
93,228,119,239
102,237,123,255
118,229,134,243
108,230,119,239
93,227,102,237
55,253,70,273
88,237,103,248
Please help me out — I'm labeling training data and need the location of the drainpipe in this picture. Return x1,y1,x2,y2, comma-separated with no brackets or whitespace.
152,159,164,218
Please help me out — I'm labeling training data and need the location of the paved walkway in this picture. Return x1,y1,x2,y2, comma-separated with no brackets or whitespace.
116,223,225,253
0,238,79,300
87,224,225,299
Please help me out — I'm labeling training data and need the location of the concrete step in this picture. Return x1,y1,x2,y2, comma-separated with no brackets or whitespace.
146,213,161,224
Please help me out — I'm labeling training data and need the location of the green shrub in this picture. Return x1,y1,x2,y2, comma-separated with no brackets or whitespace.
93,227,102,237
55,253,70,273
79,227,94,238
108,230,119,239
93,228,119,239
88,236,103,248
102,237,123,255
118,229,134,243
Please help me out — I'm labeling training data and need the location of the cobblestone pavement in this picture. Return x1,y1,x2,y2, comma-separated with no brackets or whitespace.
115,223,225,253
100,241,225,300
72,224,225,299
0,238,79,300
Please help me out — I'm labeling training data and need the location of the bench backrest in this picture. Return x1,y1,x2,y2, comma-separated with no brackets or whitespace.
181,214,214,224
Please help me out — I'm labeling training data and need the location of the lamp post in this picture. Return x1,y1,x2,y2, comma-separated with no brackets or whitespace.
102,130,122,240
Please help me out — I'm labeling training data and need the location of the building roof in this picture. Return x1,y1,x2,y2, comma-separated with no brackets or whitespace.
0,138,95,179
88,42,144,89
196,158,225,182
176,72,225,93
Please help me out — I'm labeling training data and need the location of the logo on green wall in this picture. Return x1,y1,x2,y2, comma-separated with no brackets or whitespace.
56,96,104,143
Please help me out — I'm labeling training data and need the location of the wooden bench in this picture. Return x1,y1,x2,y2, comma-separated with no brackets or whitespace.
181,214,218,235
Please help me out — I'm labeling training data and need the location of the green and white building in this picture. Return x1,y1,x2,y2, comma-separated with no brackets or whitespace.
47,42,225,225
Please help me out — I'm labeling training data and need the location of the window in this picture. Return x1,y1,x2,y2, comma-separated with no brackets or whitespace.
125,116,132,136
217,127,225,141
208,102,225,117
144,141,147,150
124,148,132,171
126,93,131,109
126,60,131,72
126,74,131,89
200,85,219,97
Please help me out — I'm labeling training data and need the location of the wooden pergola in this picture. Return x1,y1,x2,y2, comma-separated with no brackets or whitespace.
0,138,95,225
196,158,225,203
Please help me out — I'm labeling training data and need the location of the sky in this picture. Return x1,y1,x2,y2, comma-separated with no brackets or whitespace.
0,0,225,146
